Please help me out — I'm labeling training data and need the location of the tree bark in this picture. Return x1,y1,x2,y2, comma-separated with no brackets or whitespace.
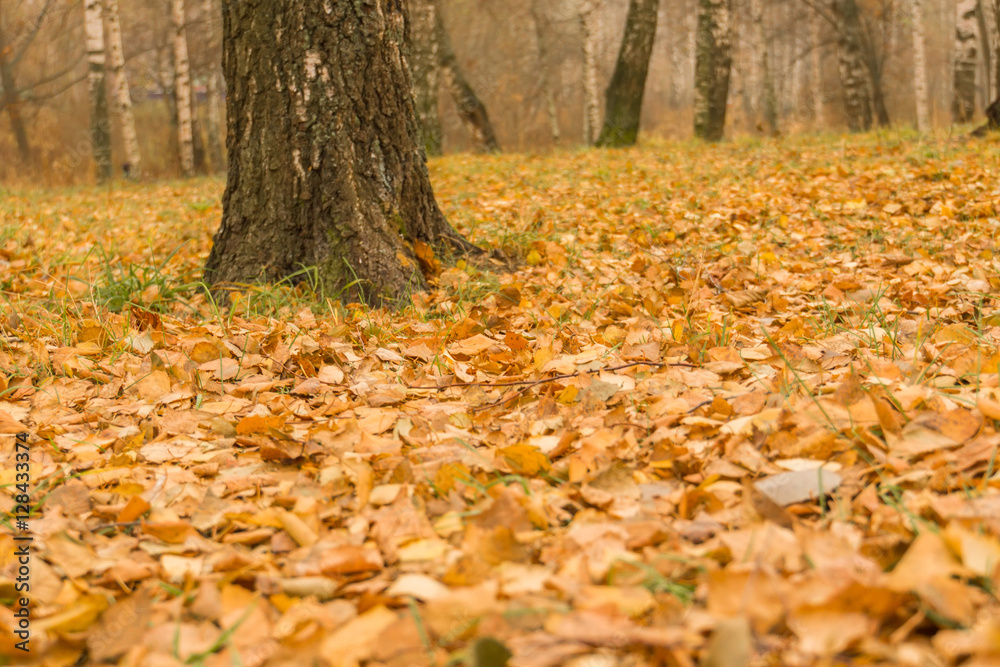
204,0,474,306
909,0,930,131
811,12,825,126
832,0,873,131
435,5,500,153
85,0,112,183
595,0,659,147
694,0,734,141
579,0,601,144
530,0,560,146
0,13,31,165
955,0,978,123
203,0,224,171
751,0,777,135
409,0,442,156
103,0,141,176
171,0,195,176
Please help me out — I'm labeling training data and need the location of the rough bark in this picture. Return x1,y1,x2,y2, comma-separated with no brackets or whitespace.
435,5,500,153
530,0,560,145
579,0,601,144
955,0,978,123
409,0,442,156
0,15,31,165
595,0,659,147
171,0,195,176
203,0,224,171
85,0,112,183
910,0,930,131
103,0,141,176
694,0,734,141
832,0,873,132
204,0,475,306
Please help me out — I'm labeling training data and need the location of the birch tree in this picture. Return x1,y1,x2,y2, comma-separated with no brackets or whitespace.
203,0,224,171
831,0,873,131
410,0,442,156
579,0,601,144
530,0,560,145
171,0,195,176
84,0,112,182
693,0,734,141
909,0,929,131
103,0,141,176
954,0,978,123
596,0,659,147
204,0,477,305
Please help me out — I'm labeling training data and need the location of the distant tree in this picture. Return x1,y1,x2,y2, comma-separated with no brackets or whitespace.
909,0,930,131
171,0,195,176
84,0,112,182
530,0,560,145
579,0,601,144
202,0,224,171
595,0,659,147
103,0,141,176
204,0,477,305
435,4,500,153
954,0,978,123
409,0,442,156
694,0,734,141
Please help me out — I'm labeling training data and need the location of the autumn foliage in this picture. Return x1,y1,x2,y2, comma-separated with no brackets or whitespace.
2,133,1000,665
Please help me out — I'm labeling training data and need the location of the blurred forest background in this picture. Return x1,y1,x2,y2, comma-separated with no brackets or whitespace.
0,0,997,186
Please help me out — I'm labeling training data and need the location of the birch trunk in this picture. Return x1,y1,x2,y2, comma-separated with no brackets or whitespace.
580,0,601,144
694,0,734,141
435,6,500,153
85,0,112,182
811,12,824,126
751,0,777,134
832,0,873,131
410,0,442,156
103,0,140,176
596,0,659,147
171,0,195,176
531,0,560,145
910,0,930,131
204,0,474,305
203,0,224,170
954,0,978,123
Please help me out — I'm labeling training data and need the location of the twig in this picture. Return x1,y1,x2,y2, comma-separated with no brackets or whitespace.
411,360,695,391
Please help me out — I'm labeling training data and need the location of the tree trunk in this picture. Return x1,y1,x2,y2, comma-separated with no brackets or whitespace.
955,0,978,123
580,0,601,144
103,0,141,176
832,0,873,131
752,0,777,135
530,0,560,145
0,19,31,165
694,0,734,141
910,0,930,131
595,0,659,147
203,0,224,171
171,0,195,176
435,6,500,153
811,12,825,126
409,0,442,156
85,0,112,183
204,0,474,306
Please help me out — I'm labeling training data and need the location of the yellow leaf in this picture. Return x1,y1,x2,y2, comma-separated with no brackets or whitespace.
499,443,551,475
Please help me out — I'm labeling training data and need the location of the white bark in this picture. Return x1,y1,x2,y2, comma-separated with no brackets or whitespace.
103,0,141,176
811,15,824,126
171,0,195,177
84,0,111,182
203,0,224,170
579,0,600,144
910,0,930,131
954,0,978,122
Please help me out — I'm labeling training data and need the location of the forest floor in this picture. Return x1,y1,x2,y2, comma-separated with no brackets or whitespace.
2,131,1000,666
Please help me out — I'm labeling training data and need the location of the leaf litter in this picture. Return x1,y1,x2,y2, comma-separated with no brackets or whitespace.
1,134,1000,665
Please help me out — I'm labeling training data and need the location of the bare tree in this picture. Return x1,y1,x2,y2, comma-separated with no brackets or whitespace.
104,0,141,176
694,0,734,141
171,0,194,176
85,0,112,182
596,0,659,147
